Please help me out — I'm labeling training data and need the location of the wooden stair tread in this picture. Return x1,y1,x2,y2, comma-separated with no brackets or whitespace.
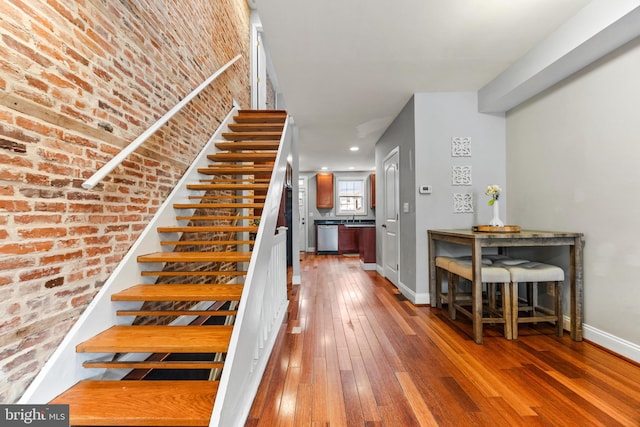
186,183,269,190
50,380,218,426
161,240,254,246
207,152,277,161
197,177,271,183
197,166,273,176
83,359,225,369
116,309,237,317
138,251,251,263
173,202,264,209
215,140,280,150
112,284,244,301
236,109,287,115
227,123,284,131
186,196,266,201
221,131,281,141
77,325,233,353
157,225,258,233
141,270,247,277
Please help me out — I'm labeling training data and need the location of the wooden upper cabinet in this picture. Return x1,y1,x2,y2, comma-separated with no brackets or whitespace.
370,173,376,208
316,173,334,209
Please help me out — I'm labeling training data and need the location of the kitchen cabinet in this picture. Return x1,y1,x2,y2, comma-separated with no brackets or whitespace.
370,173,376,208
316,173,334,209
338,225,358,254
358,226,376,264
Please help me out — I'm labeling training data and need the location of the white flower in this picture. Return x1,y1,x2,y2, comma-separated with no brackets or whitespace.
485,185,502,205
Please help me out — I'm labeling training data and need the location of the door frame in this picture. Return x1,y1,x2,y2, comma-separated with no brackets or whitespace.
298,176,309,252
382,147,400,287
250,20,267,109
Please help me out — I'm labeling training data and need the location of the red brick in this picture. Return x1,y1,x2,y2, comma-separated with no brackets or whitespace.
40,249,83,265
13,214,62,224
0,256,35,271
17,227,67,239
19,266,61,282
1,34,52,67
68,226,99,235
0,199,31,212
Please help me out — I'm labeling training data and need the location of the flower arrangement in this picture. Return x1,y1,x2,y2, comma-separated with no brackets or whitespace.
485,185,502,206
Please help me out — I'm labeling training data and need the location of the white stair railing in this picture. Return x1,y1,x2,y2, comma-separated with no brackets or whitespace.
210,116,292,427
82,54,241,190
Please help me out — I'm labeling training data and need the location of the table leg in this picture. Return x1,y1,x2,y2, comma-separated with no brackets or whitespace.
472,240,483,344
570,236,584,341
428,231,436,306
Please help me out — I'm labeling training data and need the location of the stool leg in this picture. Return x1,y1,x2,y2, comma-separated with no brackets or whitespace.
436,267,443,309
448,272,457,320
502,282,513,339
555,281,563,337
511,281,519,339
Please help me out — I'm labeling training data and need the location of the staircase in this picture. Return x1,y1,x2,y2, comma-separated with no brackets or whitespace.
47,110,289,426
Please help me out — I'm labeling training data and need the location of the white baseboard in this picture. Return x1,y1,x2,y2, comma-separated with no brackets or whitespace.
376,264,384,275
563,315,640,363
360,260,376,270
396,280,430,305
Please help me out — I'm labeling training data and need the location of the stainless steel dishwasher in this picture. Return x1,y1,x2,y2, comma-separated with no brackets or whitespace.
316,224,339,254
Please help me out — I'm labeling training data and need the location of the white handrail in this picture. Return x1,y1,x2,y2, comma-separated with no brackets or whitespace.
82,54,242,190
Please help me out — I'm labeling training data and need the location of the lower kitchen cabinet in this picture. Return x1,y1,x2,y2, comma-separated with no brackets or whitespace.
338,225,359,254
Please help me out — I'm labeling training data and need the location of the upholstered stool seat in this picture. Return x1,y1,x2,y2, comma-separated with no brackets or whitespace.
434,256,492,308
494,261,564,338
446,259,513,339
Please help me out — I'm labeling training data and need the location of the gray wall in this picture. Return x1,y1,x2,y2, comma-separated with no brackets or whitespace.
506,37,640,350
414,92,506,302
375,93,506,303
375,97,417,296
301,170,375,249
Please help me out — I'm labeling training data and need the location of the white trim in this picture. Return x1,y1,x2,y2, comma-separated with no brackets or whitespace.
479,1,640,112
382,147,401,287
359,260,376,271
396,280,430,305
292,275,302,285
563,315,640,363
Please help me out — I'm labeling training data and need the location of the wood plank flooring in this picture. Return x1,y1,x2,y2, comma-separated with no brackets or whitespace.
247,254,640,426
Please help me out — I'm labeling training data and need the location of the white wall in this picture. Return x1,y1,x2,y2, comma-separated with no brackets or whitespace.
507,37,640,351
414,92,506,303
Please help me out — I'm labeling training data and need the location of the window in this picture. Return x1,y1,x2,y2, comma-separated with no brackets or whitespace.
336,178,367,215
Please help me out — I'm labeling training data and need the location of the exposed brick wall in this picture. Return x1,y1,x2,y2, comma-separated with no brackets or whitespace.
0,0,251,402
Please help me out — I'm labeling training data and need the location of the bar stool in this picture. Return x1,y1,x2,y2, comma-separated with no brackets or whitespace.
446,259,513,340
434,256,491,309
495,261,564,339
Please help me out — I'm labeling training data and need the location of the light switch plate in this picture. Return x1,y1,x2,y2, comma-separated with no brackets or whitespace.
419,185,432,194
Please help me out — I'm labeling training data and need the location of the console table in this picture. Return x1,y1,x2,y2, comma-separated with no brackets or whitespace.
428,229,585,344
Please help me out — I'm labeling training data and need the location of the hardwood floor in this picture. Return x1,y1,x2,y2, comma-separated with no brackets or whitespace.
247,254,640,426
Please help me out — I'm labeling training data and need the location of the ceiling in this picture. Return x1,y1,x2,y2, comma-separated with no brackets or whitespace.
254,0,592,172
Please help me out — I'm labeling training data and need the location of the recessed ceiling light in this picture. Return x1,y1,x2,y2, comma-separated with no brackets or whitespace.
350,146,359,151
321,166,328,170
348,166,355,170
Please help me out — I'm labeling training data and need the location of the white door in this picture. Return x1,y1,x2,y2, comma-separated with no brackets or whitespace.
383,149,400,286
251,24,267,109
298,177,308,253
